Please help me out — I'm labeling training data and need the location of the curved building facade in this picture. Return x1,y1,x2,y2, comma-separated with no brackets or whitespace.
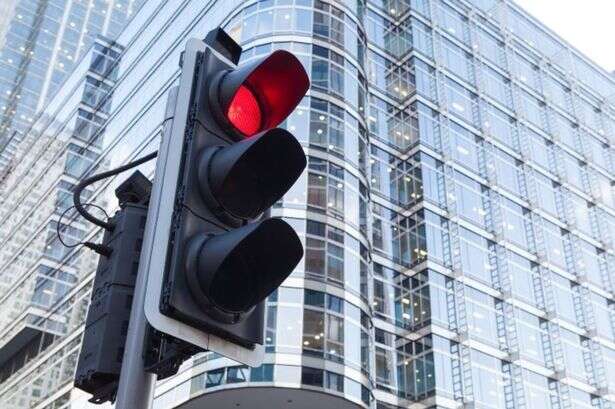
0,1,613,409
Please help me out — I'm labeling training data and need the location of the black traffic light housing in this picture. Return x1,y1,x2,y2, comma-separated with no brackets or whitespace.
160,30,309,348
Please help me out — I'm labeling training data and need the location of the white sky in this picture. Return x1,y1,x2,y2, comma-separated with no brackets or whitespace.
514,0,615,73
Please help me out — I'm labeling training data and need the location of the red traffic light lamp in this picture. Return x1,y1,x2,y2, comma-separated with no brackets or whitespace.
210,49,309,138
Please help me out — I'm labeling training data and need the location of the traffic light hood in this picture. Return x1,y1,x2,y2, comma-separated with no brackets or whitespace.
214,50,310,137
186,218,303,316
199,128,307,220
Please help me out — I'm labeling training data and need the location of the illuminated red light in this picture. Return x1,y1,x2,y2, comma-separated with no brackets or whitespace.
226,85,262,137
214,50,309,140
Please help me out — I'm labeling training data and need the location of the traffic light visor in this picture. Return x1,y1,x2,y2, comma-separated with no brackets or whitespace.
188,218,303,314
217,50,309,137
201,128,306,220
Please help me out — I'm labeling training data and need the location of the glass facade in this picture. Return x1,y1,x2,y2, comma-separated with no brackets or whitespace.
0,0,144,174
0,35,123,408
0,1,613,409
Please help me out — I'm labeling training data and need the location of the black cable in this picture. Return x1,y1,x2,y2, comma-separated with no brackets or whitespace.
73,151,157,231
57,204,110,248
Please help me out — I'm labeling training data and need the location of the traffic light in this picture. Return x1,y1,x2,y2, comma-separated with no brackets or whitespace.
144,29,309,358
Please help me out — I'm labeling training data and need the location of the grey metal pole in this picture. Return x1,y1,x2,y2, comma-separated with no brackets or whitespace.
115,87,178,409
113,248,156,409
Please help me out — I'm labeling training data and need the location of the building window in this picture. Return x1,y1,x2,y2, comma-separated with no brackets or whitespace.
512,51,540,90
82,76,112,113
454,171,488,228
543,73,571,113
519,91,546,130
369,145,422,206
550,112,578,151
307,157,344,218
507,252,538,306
445,78,478,126
525,128,552,170
205,368,224,388
308,98,345,157
470,350,506,407
435,2,469,44
313,1,344,46
302,289,345,363
474,28,506,69
368,95,419,149
442,37,473,84
250,364,273,382
311,46,345,98
465,288,500,345
373,265,433,330
559,329,590,383
482,65,513,109
550,272,578,324
492,148,522,195
481,103,518,150
459,227,494,285
226,366,248,384
64,143,98,178
304,221,345,286
500,197,529,248
516,310,546,365
372,205,432,267
541,219,566,269
325,371,344,392
375,330,436,399
301,367,323,387
533,172,558,215
414,59,437,101
446,120,480,172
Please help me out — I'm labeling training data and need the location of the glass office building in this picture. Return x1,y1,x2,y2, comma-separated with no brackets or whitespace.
0,0,144,175
0,36,127,409
0,1,613,408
